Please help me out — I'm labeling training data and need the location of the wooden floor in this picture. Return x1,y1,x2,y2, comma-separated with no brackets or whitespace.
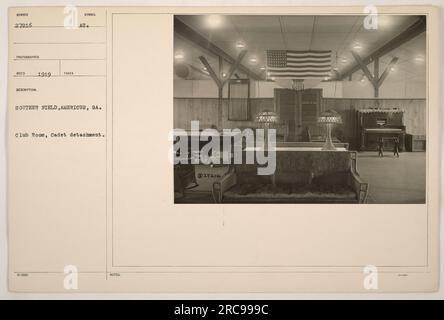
356,151,426,203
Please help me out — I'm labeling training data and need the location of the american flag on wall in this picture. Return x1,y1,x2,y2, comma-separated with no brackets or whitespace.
266,50,332,79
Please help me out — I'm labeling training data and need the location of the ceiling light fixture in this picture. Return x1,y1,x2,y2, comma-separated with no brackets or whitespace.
260,66,266,71
341,57,348,63
352,42,362,51
174,52,185,60
415,55,425,63
249,57,257,64
207,15,222,28
235,41,245,49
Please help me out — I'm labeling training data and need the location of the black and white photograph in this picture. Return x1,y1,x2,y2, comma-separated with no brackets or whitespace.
4,3,441,297
173,14,427,204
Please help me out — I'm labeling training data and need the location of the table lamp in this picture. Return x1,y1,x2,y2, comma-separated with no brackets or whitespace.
317,109,342,151
255,110,280,149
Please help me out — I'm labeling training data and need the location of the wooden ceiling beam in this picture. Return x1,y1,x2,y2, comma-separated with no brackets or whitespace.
222,50,247,86
351,51,377,87
187,64,210,78
352,51,399,97
378,57,399,87
174,17,263,81
336,16,426,80
198,56,222,87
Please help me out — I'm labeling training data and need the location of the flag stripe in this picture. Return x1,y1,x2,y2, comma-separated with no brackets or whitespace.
269,72,330,75
271,75,328,77
287,62,331,66
287,59,331,64
269,64,331,69
287,63,331,68
266,50,332,80
271,75,329,78
286,50,331,54
268,69,331,73
287,54,331,59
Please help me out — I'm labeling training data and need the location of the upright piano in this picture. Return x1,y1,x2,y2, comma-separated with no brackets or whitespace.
357,108,406,151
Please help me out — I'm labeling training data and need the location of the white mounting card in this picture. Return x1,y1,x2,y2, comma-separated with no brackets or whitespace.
7,6,439,293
